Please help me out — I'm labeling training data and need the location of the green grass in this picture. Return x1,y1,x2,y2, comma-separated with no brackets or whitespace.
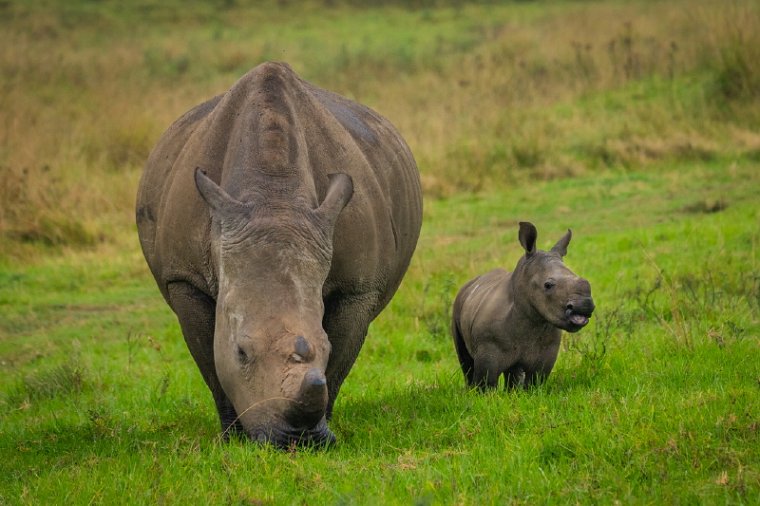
2,160,758,504
1,0,759,503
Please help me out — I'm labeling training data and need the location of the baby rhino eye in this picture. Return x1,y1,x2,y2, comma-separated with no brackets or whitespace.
544,280,556,291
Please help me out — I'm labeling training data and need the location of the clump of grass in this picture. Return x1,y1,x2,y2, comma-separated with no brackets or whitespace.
631,253,757,350
563,306,632,382
4,363,85,408
417,273,457,339
698,0,760,102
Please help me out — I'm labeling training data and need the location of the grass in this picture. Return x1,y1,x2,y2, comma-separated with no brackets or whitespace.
2,160,758,504
1,0,759,503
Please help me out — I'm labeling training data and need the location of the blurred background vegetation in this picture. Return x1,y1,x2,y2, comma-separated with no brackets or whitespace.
1,0,758,259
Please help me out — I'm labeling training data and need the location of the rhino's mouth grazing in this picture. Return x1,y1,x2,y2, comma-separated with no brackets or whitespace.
247,420,336,449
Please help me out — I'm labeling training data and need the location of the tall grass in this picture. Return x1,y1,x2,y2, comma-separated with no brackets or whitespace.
1,0,759,255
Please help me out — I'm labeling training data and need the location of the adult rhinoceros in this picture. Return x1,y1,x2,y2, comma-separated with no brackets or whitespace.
136,62,422,447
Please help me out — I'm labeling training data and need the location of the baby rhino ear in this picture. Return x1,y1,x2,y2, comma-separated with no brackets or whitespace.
518,222,538,256
551,229,572,257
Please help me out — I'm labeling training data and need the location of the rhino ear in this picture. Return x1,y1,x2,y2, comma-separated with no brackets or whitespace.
195,168,249,219
317,173,353,229
551,229,572,257
518,222,538,256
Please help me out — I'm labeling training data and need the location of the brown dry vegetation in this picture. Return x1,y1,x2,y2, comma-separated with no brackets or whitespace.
1,0,758,259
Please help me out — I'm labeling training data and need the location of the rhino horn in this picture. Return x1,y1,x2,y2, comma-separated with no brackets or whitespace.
286,368,328,429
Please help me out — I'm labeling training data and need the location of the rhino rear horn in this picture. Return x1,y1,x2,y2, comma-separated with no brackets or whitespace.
551,229,572,257
518,222,538,256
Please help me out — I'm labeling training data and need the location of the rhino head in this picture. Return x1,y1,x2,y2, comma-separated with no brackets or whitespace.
194,169,353,447
514,222,595,332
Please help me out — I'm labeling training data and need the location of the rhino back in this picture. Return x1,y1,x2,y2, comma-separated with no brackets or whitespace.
299,80,422,308
137,62,421,310
455,269,514,353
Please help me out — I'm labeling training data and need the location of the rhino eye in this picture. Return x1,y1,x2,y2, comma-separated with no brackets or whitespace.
237,345,250,364
544,280,556,291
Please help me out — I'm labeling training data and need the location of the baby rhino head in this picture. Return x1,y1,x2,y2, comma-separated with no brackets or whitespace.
514,222,595,333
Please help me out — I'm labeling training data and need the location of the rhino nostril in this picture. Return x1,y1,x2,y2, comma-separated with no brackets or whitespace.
566,303,574,311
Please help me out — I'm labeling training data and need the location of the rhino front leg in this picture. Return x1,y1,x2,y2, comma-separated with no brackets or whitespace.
472,347,504,390
523,353,559,389
321,292,380,419
167,281,241,437
525,344,559,388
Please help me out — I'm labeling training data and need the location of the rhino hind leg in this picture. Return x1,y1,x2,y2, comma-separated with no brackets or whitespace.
167,281,242,437
504,366,527,390
451,315,476,386
321,291,380,419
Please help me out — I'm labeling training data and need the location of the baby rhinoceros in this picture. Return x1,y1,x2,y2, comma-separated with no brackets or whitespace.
451,222,595,390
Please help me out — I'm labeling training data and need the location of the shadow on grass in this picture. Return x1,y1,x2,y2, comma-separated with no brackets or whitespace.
330,365,612,455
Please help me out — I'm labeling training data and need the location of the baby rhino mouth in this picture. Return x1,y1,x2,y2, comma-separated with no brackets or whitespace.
564,302,594,331
564,297,595,331
567,312,590,327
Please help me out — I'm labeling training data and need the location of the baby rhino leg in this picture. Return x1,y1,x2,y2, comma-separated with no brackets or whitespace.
523,354,559,388
472,346,508,390
504,365,526,389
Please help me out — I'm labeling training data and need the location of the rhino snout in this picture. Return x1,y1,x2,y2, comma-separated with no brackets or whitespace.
285,367,328,429
564,296,595,330
565,297,595,315
241,367,333,449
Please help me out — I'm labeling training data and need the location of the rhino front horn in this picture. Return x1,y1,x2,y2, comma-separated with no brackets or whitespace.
286,368,328,429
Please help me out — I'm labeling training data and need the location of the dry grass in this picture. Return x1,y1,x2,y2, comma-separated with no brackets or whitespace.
1,0,758,258
390,0,760,194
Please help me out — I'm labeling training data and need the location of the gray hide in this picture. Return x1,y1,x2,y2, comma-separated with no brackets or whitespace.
451,222,594,389
136,62,422,447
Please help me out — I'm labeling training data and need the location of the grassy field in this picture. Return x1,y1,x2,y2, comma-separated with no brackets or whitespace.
1,0,759,504
2,161,758,504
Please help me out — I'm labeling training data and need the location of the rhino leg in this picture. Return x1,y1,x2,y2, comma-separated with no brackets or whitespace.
472,347,504,390
167,281,242,437
504,366,527,389
524,369,549,388
321,292,379,419
451,314,475,386
523,351,560,389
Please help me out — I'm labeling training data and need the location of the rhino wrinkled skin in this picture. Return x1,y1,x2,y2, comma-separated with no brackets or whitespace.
136,62,422,447
451,222,594,389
